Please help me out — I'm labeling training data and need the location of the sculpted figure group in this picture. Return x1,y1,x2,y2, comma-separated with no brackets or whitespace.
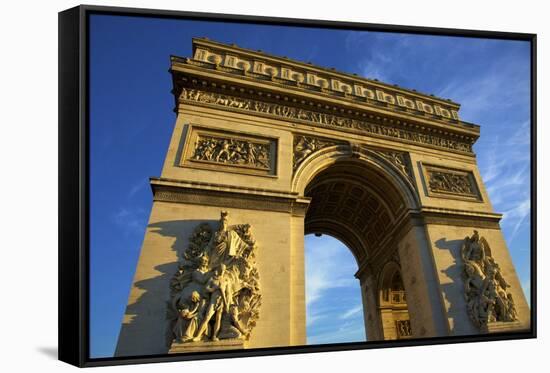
192,136,270,170
429,171,475,195
293,136,336,170
461,231,518,329
167,211,261,345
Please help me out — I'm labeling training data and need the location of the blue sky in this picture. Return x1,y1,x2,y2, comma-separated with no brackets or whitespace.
89,14,531,357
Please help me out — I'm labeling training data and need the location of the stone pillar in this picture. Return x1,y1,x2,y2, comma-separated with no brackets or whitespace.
424,221,530,335
358,271,384,341
115,192,308,357
397,225,449,338
289,213,307,345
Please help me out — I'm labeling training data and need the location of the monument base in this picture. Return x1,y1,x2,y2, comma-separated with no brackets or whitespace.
481,320,527,334
169,339,245,354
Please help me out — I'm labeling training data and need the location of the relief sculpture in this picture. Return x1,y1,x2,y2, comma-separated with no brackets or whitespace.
461,231,518,329
192,135,271,170
293,136,337,171
396,319,412,338
428,171,475,195
166,211,261,346
180,88,473,153
373,150,413,181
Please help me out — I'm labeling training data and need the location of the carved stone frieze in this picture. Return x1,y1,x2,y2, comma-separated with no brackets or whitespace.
167,211,262,347
179,88,474,154
421,164,482,201
461,231,519,330
429,172,474,195
192,135,271,170
396,319,412,338
293,135,339,171
182,126,277,176
372,149,413,181
183,39,461,123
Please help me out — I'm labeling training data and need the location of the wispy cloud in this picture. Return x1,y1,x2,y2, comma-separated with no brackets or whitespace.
476,119,531,244
339,304,363,320
306,309,327,327
435,61,529,123
308,319,366,345
128,179,148,198
111,207,148,235
305,236,358,307
500,198,530,243
305,235,365,343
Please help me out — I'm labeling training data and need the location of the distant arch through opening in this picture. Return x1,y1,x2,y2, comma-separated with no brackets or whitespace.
301,147,415,341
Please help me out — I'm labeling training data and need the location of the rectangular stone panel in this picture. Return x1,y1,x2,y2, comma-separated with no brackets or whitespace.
181,125,278,177
421,163,482,202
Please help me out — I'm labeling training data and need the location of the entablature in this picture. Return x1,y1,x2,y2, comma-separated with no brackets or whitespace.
169,38,481,156
172,38,479,124
171,74,478,155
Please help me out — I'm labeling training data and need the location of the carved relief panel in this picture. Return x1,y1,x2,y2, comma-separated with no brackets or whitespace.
178,88,474,154
461,231,519,330
181,125,278,177
421,163,482,202
167,211,262,348
396,319,412,338
292,135,340,171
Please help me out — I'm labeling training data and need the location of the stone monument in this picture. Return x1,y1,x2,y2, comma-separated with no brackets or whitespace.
115,38,530,356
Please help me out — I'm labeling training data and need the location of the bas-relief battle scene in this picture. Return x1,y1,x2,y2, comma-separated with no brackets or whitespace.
88,14,532,358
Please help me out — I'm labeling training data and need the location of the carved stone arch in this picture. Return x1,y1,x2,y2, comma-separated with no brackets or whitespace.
115,38,531,356
292,144,349,193
298,144,422,267
377,260,403,305
376,259,411,339
292,144,420,211
305,217,368,265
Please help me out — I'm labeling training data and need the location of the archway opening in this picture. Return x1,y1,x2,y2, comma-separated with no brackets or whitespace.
305,233,367,345
378,262,412,339
302,157,413,341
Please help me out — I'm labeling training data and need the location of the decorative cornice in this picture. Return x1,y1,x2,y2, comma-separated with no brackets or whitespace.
150,178,311,216
178,87,475,154
420,206,502,229
183,38,463,123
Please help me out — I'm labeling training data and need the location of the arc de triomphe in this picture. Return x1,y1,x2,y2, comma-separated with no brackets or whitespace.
115,38,530,356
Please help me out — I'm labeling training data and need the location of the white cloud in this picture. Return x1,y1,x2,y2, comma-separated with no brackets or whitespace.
475,119,530,244
306,309,327,327
128,179,148,198
305,236,358,307
307,319,366,345
111,206,147,235
339,304,363,320
500,197,530,242
305,235,360,330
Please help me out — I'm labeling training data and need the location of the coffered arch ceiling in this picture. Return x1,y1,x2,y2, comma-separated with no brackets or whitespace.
304,158,411,266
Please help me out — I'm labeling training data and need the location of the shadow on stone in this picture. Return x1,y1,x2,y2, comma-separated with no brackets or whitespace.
115,219,217,357
434,237,473,335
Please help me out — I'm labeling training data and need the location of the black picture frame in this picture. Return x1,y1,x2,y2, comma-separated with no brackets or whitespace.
58,4,537,367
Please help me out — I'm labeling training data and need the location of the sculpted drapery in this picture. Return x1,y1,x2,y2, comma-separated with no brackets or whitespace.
461,231,518,329
166,211,261,346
